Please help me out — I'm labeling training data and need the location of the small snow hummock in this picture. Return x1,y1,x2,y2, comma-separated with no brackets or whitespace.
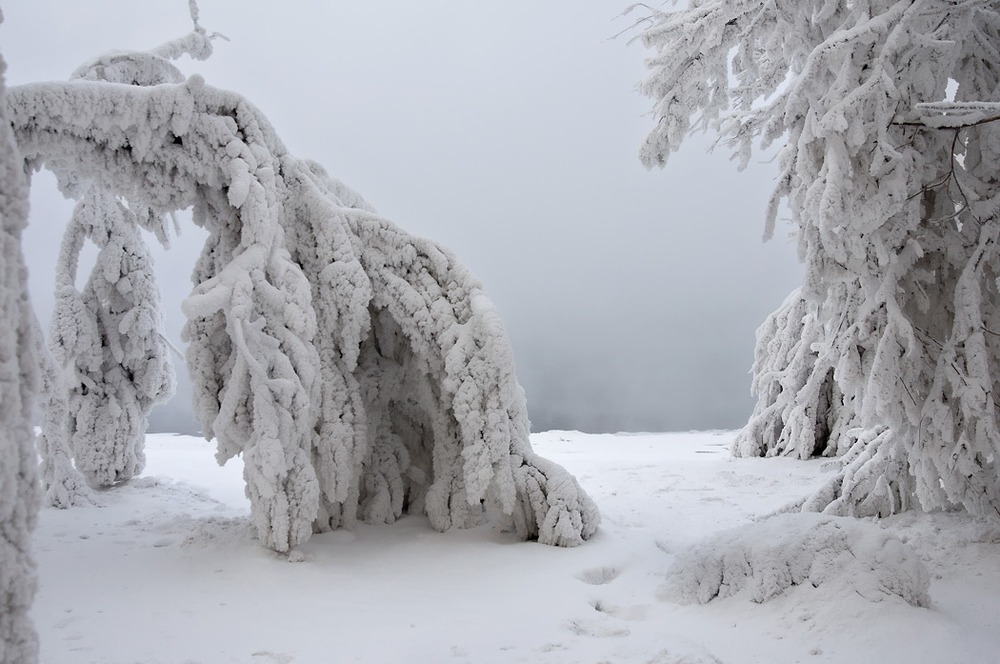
662,513,930,608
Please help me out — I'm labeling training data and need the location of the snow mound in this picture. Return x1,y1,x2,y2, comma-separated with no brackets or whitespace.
662,513,930,607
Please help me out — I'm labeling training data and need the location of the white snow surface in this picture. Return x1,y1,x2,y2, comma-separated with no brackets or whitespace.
32,430,1000,664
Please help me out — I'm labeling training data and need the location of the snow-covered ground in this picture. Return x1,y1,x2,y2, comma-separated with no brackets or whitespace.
32,431,1000,663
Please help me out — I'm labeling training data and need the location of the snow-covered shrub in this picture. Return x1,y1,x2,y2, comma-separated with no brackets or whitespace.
635,1,1000,517
0,46,40,664
13,14,598,552
662,513,930,608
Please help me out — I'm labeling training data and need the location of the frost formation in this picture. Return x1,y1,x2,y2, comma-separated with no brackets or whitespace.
636,1,1000,518
15,25,598,553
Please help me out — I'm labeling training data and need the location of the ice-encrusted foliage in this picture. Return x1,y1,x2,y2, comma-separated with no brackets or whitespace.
11,26,597,552
0,47,40,664
45,191,175,488
636,1,1000,517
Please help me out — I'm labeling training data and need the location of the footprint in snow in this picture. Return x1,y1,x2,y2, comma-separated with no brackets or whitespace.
565,617,631,638
250,651,294,663
644,647,725,664
575,565,622,586
569,564,649,638
590,598,649,621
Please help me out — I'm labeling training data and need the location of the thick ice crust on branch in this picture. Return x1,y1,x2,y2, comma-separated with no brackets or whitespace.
11,57,598,551
662,513,930,608
0,52,40,664
639,2,1000,517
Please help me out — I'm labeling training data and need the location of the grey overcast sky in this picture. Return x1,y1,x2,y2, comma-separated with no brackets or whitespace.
3,1,803,433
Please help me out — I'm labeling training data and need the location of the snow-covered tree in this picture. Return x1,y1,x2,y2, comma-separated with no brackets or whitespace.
0,43,40,664
12,11,598,553
634,1,1000,517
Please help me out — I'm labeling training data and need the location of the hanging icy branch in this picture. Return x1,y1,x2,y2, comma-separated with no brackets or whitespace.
181,164,323,552
637,0,1000,518
9,49,598,552
43,191,176,488
34,323,94,508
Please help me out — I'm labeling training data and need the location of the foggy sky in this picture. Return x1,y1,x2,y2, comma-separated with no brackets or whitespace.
4,1,803,433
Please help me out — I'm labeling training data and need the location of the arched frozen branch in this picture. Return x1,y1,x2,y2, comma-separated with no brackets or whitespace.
635,0,1000,517
10,45,598,552
335,206,600,544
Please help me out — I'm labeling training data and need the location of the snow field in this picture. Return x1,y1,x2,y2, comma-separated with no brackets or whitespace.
32,430,1000,663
